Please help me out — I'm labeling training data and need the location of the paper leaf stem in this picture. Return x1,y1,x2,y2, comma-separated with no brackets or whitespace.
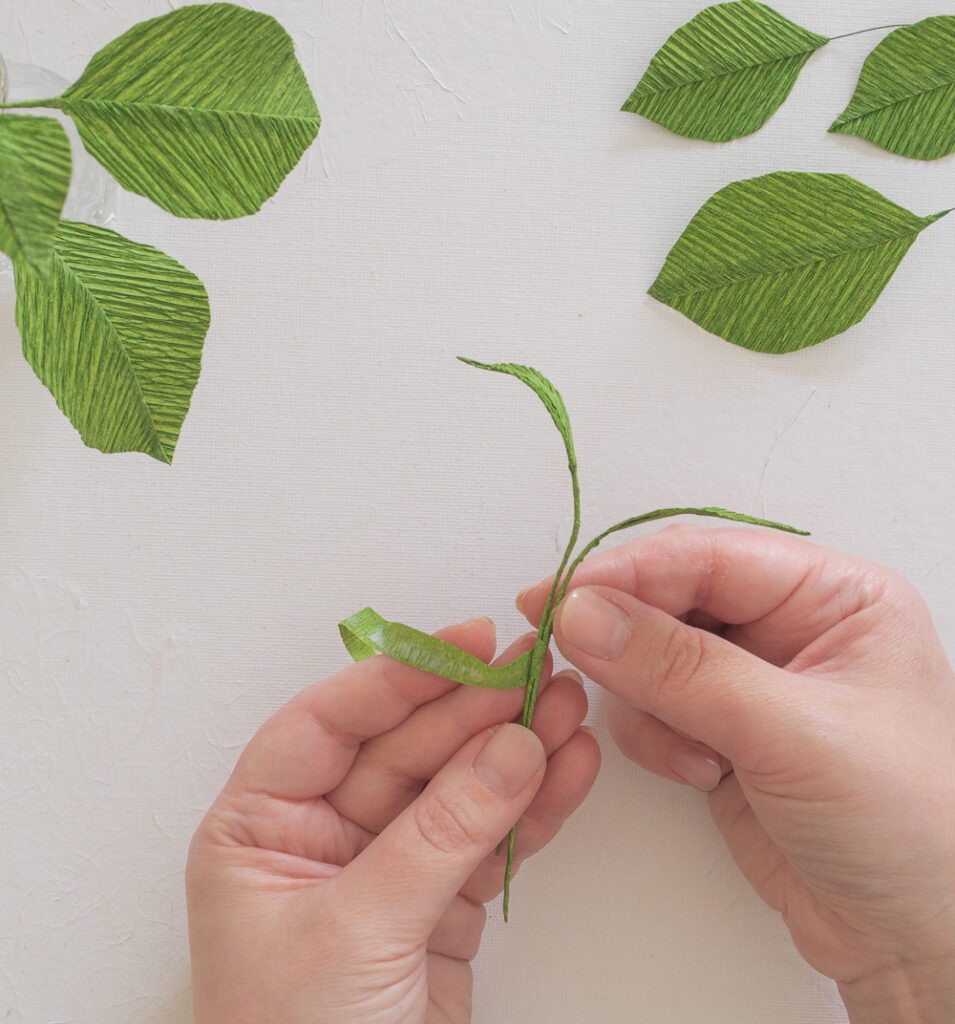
0,113,71,273
15,221,210,462
340,358,806,916
829,17,955,160
340,608,532,689
649,172,948,353
622,1,828,141
49,3,320,218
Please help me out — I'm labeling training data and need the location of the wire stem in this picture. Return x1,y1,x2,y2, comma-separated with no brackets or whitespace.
830,24,907,40
0,98,58,110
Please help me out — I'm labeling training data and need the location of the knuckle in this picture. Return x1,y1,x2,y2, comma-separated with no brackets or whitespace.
647,622,707,712
413,787,483,856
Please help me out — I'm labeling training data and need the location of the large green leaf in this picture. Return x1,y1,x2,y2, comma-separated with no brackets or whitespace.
15,220,209,462
649,172,948,353
829,17,955,160
49,3,320,219
0,113,71,273
622,1,828,141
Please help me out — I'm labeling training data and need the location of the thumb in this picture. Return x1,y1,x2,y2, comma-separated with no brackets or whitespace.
554,586,813,770
341,723,545,939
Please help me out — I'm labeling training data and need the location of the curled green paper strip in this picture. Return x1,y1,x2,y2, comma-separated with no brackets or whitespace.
622,1,828,142
339,608,532,690
340,358,807,918
829,16,955,160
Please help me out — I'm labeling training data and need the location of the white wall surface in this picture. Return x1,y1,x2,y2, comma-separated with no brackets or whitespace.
2,2,954,1021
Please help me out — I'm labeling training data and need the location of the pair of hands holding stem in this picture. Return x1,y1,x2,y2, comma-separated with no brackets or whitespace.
187,526,955,1023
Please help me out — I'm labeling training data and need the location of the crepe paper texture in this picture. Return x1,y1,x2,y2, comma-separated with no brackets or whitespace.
829,16,955,160
621,1,828,142
15,221,210,463
649,171,948,354
0,3,318,461
0,113,71,273
339,357,807,917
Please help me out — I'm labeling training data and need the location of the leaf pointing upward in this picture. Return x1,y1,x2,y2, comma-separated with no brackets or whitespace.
622,1,828,141
50,3,320,219
649,172,948,353
829,16,955,160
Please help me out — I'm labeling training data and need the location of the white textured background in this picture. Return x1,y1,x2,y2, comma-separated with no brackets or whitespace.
2,2,954,1021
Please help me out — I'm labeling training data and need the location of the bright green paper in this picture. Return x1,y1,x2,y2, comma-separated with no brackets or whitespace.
649,171,948,353
15,221,210,462
46,3,320,218
339,358,807,916
0,113,71,273
829,16,955,160
622,1,828,141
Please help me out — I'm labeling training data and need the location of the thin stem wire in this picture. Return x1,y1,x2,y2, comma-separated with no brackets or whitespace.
829,24,907,40
0,98,58,110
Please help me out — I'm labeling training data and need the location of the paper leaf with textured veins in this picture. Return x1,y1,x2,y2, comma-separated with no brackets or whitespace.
15,221,209,462
622,0,828,141
649,172,948,353
829,16,955,160
50,3,320,219
0,113,71,273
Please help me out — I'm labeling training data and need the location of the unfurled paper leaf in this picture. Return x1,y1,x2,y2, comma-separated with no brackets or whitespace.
50,3,320,218
340,358,806,916
0,114,71,272
649,172,948,353
829,16,955,160
622,1,828,141
15,221,209,462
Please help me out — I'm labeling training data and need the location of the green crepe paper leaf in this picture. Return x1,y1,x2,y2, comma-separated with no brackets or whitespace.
341,358,807,918
15,220,209,462
649,171,948,353
0,113,71,273
50,3,320,219
829,17,955,160
339,608,532,690
621,0,828,142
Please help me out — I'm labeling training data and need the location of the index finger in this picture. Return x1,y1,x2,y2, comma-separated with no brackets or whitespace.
518,526,884,667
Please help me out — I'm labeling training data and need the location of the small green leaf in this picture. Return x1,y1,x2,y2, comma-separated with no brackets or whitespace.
622,1,828,141
339,608,532,690
649,172,947,353
0,113,71,273
829,17,955,160
15,220,210,462
51,3,320,219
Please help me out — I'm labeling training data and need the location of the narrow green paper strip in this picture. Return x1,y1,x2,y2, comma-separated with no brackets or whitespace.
0,113,71,273
622,1,828,141
339,608,532,690
829,16,955,160
649,171,948,352
47,3,320,218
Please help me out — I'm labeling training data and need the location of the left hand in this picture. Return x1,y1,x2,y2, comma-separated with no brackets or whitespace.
186,616,600,1024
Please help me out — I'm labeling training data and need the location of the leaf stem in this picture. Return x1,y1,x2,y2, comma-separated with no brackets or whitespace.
0,98,59,111
829,24,907,40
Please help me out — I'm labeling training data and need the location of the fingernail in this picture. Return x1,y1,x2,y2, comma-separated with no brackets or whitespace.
579,725,599,742
461,615,495,637
473,724,544,797
558,589,631,660
668,746,722,792
515,588,529,615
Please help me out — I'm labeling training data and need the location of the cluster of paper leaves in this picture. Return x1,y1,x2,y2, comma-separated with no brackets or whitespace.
340,357,807,917
625,2,955,352
1,3,320,461
623,2,955,159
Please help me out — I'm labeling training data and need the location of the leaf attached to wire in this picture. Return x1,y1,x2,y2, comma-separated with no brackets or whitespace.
622,1,828,141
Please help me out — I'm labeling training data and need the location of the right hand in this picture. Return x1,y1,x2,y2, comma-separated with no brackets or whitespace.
519,527,955,1022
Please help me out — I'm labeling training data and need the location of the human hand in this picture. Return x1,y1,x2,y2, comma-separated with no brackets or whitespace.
186,617,599,1024
519,527,955,1023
